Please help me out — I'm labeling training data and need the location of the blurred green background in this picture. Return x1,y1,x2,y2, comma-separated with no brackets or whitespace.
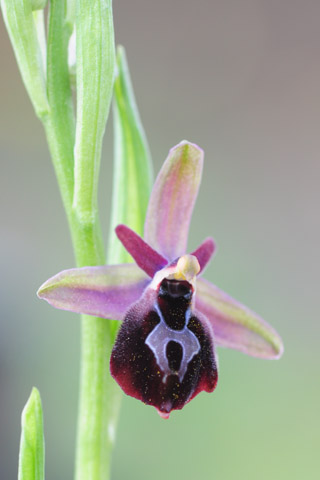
1,1,319,479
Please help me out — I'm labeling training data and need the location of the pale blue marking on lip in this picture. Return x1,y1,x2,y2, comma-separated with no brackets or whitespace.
145,304,200,383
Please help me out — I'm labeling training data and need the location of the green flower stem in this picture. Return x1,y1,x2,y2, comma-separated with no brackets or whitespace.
75,314,121,480
72,3,116,479
71,219,117,480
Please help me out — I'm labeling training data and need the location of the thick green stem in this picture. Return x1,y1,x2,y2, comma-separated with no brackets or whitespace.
45,2,117,479
76,313,121,480
72,2,116,479
71,217,120,480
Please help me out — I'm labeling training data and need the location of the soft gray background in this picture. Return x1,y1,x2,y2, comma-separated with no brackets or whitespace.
0,1,319,479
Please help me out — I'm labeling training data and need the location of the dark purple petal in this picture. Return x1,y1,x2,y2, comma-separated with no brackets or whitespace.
110,280,218,417
37,264,149,319
144,141,204,260
191,237,216,273
115,224,168,276
196,278,284,359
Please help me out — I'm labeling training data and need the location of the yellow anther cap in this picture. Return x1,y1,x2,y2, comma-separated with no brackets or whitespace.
175,255,200,281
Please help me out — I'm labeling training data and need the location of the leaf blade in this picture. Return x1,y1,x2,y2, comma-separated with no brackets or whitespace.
73,0,115,225
18,388,45,480
1,0,49,119
108,46,153,264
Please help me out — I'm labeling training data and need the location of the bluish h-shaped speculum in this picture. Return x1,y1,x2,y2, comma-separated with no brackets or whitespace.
146,304,200,383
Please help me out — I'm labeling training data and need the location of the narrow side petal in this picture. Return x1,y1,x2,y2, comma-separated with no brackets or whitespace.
115,224,168,276
144,141,204,260
196,278,284,359
38,264,149,320
191,237,216,273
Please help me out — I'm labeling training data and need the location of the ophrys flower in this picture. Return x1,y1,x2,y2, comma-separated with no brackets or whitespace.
38,141,283,418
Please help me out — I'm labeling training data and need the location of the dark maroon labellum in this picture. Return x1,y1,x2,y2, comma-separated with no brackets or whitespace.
110,278,218,416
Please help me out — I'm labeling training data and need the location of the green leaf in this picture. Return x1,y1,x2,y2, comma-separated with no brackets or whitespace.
108,46,153,264
0,0,49,119
32,9,46,78
45,0,75,212
18,388,45,480
66,0,76,29
31,0,47,10
73,0,115,226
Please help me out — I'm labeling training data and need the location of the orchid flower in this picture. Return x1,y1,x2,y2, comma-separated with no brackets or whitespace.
38,141,283,418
